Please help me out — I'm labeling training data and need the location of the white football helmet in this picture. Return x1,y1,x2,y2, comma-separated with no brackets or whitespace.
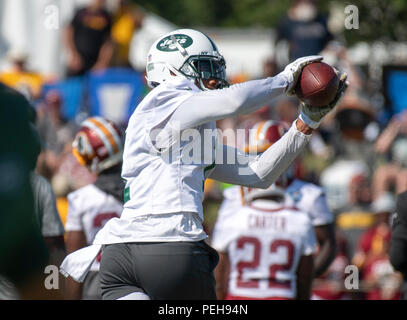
243,184,286,204
145,28,228,90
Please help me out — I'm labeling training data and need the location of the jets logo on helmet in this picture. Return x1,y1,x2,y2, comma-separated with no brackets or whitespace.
156,34,194,52
146,28,229,91
72,117,123,174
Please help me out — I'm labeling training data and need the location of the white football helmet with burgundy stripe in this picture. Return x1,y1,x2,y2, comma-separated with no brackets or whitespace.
72,117,123,174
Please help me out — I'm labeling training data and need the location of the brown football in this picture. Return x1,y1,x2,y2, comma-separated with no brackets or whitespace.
295,62,340,107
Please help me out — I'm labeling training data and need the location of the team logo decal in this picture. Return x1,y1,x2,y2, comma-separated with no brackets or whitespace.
156,34,193,52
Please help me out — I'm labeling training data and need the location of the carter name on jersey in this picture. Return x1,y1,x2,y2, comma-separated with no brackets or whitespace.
248,214,286,231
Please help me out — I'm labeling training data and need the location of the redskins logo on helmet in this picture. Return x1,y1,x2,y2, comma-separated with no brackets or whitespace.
241,120,291,206
72,117,123,174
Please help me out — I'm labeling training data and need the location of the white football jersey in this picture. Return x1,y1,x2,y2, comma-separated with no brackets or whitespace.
211,200,316,299
84,78,217,246
121,77,217,221
284,179,334,226
216,180,333,229
65,184,123,271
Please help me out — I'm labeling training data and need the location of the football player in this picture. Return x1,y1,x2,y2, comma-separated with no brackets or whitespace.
60,28,347,300
212,182,316,300
64,117,124,300
212,120,336,298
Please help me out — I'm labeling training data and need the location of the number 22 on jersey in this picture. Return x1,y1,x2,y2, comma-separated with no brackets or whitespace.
235,236,295,290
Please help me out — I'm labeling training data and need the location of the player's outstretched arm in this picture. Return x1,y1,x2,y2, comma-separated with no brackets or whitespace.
209,70,347,189
169,76,288,130
167,56,324,131
209,119,312,188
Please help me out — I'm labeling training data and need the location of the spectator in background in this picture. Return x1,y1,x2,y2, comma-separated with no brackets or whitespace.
320,94,378,220
263,58,278,78
312,230,351,300
373,111,407,200
389,191,407,299
320,42,365,94
319,94,377,207
352,193,395,271
0,49,46,100
276,0,334,62
110,0,144,68
357,194,402,301
36,90,76,181
64,0,114,76
331,94,377,170
334,173,374,259
361,250,402,300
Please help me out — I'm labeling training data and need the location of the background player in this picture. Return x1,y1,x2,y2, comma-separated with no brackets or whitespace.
212,182,316,300
213,120,336,284
64,116,124,299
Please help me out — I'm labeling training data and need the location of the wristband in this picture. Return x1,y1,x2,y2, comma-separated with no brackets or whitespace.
299,111,321,130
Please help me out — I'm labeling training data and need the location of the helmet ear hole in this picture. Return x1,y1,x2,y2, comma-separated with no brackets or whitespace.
77,135,87,153
72,132,94,167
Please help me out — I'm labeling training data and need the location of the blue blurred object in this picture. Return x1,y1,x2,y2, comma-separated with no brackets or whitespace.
42,76,85,120
87,68,145,125
383,66,407,116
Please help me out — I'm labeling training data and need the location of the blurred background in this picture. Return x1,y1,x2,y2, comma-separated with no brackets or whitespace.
1,0,407,300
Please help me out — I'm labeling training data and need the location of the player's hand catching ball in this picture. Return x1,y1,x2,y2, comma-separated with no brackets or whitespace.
299,70,349,129
281,55,324,95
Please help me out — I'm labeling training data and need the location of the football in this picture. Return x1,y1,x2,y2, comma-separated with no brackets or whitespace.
295,62,340,107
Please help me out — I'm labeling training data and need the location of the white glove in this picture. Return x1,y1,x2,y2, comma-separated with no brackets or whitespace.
281,55,324,95
299,70,349,129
